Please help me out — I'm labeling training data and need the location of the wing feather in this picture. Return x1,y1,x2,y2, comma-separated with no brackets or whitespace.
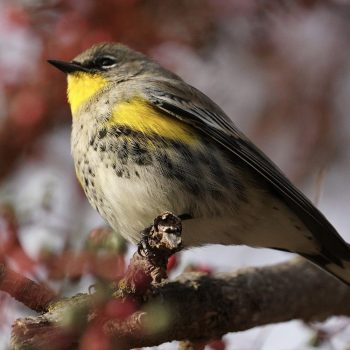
143,80,350,264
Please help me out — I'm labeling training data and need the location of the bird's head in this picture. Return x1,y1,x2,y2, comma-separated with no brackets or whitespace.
48,42,148,114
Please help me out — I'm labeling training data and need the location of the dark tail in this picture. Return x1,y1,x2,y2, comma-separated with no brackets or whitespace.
300,243,350,285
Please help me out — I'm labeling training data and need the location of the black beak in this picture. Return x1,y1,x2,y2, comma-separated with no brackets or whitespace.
47,60,88,74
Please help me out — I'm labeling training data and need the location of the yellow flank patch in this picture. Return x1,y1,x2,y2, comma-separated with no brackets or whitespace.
67,72,107,114
110,98,198,145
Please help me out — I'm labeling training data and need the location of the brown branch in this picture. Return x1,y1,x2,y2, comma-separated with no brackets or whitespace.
102,259,350,347
10,258,350,349
0,205,57,312
7,212,350,349
0,263,56,312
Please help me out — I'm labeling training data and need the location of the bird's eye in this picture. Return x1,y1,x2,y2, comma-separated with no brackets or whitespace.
94,56,117,69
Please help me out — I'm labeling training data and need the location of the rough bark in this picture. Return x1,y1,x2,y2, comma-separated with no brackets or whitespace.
10,259,350,349
4,212,350,349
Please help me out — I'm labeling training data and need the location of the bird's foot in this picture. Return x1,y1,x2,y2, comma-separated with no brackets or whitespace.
137,212,185,259
137,225,157,258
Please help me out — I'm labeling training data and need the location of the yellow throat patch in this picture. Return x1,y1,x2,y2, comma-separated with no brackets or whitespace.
67,72,107,114
110,98,199,145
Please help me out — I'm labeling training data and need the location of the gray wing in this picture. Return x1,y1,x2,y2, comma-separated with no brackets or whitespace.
142,79,350,265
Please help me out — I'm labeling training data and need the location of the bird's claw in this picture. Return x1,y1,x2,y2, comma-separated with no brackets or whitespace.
137,226,157,258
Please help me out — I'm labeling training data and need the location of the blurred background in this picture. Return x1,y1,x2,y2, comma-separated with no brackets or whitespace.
1,0,350,349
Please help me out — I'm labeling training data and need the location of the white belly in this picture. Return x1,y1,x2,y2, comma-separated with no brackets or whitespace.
90,155,317,256
71,120,317,255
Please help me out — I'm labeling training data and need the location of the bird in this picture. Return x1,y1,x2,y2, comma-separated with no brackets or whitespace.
48,42,350,284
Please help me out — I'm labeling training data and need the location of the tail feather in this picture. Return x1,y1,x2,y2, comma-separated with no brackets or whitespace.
284,195,350,285
301,249,350,285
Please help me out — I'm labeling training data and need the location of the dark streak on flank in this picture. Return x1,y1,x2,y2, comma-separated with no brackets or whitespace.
88,167,95,177
209,188,225,201
117,140,129,164
130,140,152,166
183,180,202,197
171,164,185,182
98,128,107,139
89,135,96,146
155,152,173,176
110,125,132,138
115,167,130,179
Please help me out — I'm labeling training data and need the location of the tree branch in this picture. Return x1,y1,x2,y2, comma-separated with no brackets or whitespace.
10,258,350,349
0,263,56,312
6,211,350,349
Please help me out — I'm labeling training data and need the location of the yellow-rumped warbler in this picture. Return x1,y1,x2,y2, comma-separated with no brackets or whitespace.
48,42,350,284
